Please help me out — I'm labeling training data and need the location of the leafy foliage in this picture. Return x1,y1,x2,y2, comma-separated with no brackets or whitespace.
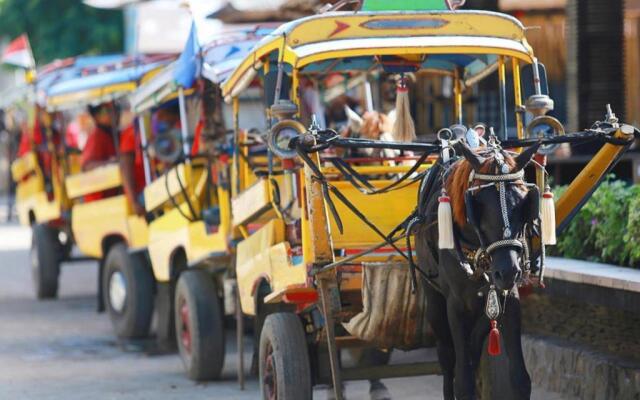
0,0,123,65
554,177,640,268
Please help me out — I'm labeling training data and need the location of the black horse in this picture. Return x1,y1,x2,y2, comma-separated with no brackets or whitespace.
414,141,541,400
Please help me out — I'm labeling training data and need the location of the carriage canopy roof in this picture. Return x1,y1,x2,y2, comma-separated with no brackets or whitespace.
130,26,274,113
222,10,535,99
0,55,129,109
46,55,172,111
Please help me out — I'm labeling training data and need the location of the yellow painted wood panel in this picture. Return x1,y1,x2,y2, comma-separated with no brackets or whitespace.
231,178,271,226
71,195,131,258
327,180,419,249
65,164,122,199
11,153,38,181
287,12,527,48
147,206,227,282
236,220,285,315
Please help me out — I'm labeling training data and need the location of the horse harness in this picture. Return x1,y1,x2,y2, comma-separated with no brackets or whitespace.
414,148,538,288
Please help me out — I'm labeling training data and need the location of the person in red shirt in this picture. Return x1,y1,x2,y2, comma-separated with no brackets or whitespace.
81,103,117,171
119,122,146,216
80,103,118,202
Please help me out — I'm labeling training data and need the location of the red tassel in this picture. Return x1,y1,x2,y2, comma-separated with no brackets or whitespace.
488,320,501,356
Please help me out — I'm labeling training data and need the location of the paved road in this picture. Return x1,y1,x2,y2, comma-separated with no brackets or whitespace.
0,222,566,399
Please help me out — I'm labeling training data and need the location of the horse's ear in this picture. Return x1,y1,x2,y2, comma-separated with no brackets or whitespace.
344,105,363,134
513,142,542,172
454,141,485,170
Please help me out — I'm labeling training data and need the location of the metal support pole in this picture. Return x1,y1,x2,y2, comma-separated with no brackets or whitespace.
365,81,374,112
232,97,241,197
512,57,524,140
532,57,542,95
453,68,463,125
178,87,190,159
235,281,245,390
137,117,151,186
498,56,508,140
318,274,344,400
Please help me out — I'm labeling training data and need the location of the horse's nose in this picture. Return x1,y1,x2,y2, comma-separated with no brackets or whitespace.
492,266,520,291
492,270,503,283
490,250,521,290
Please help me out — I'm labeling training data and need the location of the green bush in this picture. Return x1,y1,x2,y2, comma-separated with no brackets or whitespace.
554,177,640,268
625,195,640,265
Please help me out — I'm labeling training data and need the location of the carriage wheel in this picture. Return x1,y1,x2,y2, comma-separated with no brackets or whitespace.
30,224,61,299
259,313,312,400
174,269,225,381
103,243,155,339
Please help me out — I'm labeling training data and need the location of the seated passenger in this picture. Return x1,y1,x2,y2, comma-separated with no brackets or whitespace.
81,103,117,171
119,110,146,216
150,106,181,172
65,111,93,151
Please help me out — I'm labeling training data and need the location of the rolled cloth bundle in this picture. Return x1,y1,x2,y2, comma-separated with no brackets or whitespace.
391,79,416,142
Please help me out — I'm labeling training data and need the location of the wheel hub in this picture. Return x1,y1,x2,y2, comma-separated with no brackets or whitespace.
108,271,127,313
180,301,192,355
264,342,277,400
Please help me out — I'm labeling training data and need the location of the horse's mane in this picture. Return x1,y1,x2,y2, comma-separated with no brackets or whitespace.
445,151,517,227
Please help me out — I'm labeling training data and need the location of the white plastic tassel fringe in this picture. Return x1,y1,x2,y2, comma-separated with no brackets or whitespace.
438,190,455,249
391,84,416,142
541,188,557,245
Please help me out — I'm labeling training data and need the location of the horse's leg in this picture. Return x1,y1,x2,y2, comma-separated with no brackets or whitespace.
470,317,489,370
502,293,532,400
358,349,392,400
447,300,476,400
425,285,455,400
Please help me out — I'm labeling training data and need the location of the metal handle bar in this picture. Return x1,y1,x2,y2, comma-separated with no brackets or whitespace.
292,125,638,155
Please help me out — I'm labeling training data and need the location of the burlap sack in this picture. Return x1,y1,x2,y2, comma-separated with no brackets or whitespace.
343,262,435,351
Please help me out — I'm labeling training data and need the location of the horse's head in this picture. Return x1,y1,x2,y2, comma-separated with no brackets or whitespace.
360,111,393,140
447,141,541,291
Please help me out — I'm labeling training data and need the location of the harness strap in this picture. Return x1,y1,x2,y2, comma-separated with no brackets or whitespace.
327,157,375,191
295,143,410,260
486,239,524,254
471,170,525,183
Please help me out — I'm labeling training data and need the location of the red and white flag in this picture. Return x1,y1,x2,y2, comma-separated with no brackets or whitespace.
2,34,35,69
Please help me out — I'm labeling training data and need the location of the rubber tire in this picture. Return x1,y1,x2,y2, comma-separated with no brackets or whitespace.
259,313,312,400
31,224,61,299
102,243,155,339
174,269,225,381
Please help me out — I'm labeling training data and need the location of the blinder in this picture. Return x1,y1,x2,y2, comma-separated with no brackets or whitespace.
464,190,479,228
525,185,540,225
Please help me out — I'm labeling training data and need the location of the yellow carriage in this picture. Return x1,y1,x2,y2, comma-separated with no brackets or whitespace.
129,26,276,380
220,2,637,398
31,56,171,339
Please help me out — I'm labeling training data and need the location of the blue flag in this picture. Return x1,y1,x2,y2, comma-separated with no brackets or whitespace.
174,22,200,88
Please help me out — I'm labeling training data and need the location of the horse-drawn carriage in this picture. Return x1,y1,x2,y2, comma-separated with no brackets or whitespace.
128,25,276,379
218,1,638,399
10,55,170,322
9,1,638,399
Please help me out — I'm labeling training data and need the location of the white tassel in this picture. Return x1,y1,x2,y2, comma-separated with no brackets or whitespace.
541,189,557,245
438,190,455,249
391,84,416,142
